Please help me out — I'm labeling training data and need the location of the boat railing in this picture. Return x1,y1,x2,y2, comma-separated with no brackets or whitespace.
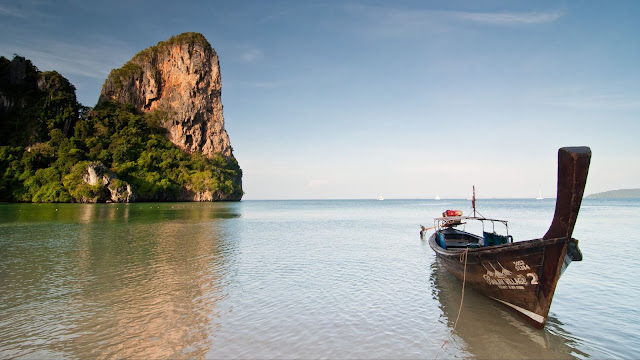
435,216,511,242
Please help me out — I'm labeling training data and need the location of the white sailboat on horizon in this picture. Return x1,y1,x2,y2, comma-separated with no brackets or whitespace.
536,189,544,200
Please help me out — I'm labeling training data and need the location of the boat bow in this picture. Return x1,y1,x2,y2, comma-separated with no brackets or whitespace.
544,147,591,240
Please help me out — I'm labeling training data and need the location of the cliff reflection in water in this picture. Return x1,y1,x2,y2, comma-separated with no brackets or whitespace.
428,259,588,359
0,203,239,359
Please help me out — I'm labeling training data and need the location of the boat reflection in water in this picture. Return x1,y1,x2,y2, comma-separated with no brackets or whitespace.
427,260,589,359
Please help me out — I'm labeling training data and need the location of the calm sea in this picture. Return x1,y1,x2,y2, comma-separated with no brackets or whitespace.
0,199,638,359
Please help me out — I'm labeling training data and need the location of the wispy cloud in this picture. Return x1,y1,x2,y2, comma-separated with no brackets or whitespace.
0,4,25,18
453,11,563,25
3,36,134,79
0,0,60,21
239,48,263,63
232,44,264,64
340,5,563,37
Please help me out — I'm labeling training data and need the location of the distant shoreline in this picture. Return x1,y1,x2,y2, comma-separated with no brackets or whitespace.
3,197,640,204
587,188,640,199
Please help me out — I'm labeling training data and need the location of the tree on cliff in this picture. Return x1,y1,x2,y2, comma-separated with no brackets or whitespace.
0,55,79,146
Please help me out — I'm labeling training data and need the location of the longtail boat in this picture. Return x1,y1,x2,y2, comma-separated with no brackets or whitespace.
422,147,591,328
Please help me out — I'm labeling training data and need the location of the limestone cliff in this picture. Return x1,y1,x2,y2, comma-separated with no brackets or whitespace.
0,53,242,203
99,32,233,158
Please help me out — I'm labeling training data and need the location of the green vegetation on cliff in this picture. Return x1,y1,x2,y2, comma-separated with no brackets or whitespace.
0,55,243,202
0,56,79,146
107,32,211,90
136,32,212,61
110,62,143,89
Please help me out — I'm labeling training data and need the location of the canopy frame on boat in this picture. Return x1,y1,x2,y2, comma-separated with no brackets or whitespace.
433,216,510,237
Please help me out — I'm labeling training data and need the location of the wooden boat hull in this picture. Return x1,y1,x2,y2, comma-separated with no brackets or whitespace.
425,146,591,328
428,232,582,328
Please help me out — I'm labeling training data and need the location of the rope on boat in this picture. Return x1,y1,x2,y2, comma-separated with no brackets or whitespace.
452,249,468,330
437,248,469,358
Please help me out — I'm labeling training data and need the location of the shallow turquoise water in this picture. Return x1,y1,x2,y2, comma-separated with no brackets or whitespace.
0,199,638,359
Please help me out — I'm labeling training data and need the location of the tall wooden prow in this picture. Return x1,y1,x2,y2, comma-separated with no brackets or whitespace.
543,147,592,240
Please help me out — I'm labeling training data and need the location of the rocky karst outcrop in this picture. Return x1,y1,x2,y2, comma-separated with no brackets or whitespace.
82,162,134,203
0,39,242,203
99,32,233,158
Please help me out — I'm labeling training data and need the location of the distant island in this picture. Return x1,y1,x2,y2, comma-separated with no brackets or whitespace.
587,189,640,199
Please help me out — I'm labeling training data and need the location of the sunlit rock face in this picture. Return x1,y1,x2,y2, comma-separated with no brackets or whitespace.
99,32,233,158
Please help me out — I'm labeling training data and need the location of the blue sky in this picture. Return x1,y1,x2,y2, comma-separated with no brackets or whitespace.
1,0,638,199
